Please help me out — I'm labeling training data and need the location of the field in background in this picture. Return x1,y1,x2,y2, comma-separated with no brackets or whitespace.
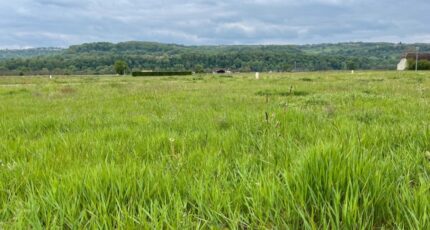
1,71,430,228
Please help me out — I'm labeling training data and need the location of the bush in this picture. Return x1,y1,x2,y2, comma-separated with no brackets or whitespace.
407,59,430,70
114,60,129,75
132,71,193,77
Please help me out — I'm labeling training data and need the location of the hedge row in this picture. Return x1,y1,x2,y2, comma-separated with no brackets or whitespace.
407,59,430,70
132,71,193,77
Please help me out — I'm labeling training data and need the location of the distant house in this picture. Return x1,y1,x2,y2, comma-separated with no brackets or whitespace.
397,53,430,70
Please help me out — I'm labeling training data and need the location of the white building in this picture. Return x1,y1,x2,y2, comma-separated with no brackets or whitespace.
397,58,408,71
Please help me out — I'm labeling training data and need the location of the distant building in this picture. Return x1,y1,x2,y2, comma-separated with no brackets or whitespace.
213,69,231,74
397,53,430,71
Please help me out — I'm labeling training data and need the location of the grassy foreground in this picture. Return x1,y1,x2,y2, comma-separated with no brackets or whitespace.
1,72,430,228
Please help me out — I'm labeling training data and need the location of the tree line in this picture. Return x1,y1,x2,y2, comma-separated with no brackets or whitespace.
0,41,429,75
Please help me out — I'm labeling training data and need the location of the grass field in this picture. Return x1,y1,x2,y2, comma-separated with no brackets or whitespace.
1,71,430,228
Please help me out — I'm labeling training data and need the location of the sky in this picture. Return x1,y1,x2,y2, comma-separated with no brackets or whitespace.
0,0,429,48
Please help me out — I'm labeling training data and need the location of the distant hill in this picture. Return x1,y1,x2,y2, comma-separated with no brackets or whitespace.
0,48,64,59
0,41,429,75
301,42,430,65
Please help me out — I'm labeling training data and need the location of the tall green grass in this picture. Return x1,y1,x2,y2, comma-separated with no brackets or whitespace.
1,72,429,228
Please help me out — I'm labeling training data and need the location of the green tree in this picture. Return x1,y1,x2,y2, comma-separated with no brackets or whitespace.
282,63,292,72
347,61,357,70
195,64,204,73
114,60,129,75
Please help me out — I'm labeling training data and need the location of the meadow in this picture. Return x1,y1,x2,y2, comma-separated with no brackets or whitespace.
1,71,430,229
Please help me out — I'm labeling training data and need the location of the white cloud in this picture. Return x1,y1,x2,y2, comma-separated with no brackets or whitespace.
0,0,428,47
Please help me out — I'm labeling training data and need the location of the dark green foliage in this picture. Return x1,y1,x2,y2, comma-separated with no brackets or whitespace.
132,71,192,77
114,60,129,75
1,41,430,75
194,64,204,73
407,59,430,70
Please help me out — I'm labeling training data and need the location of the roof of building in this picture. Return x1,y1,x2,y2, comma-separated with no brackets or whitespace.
403,52,430,60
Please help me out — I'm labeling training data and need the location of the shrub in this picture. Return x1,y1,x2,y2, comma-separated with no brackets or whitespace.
114,60,129,75
407,59,430,70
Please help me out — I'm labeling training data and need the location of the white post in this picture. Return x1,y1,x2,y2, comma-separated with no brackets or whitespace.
255,72,260,79
49,75,52,79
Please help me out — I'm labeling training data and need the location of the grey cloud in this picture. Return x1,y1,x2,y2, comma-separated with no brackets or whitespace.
0,0,429,48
